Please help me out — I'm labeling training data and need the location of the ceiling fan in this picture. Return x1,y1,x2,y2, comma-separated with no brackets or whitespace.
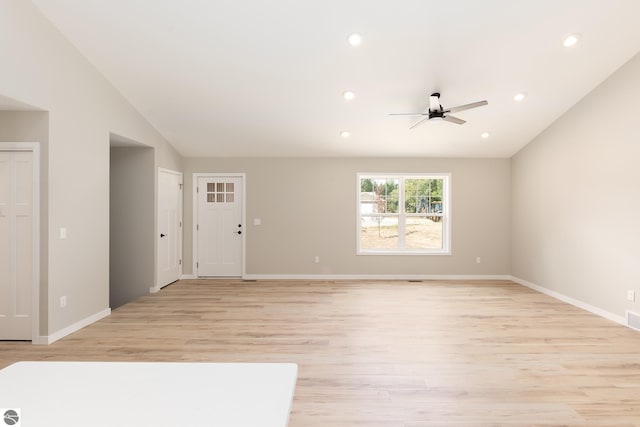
390,92,488,129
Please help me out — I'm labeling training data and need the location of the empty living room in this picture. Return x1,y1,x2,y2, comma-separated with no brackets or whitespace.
1,1,640,426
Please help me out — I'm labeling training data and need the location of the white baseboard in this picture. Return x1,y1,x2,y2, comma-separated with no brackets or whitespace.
242,274,512,281
152,276,194,292
33,336,49,345
42,308,111,345
510,276,626,326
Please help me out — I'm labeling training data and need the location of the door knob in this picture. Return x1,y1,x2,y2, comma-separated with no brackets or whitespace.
237,230,242,235
160,233,166,238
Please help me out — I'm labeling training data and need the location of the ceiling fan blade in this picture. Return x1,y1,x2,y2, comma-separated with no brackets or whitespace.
429,94,441,112
409,116,431,129
388,113,428,116
446,100,488,114
442,115,465,125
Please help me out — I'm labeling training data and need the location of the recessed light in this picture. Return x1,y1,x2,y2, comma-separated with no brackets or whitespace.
514,92,526,102
481,132,490,139
348,33,362,47
563,34,580,48
340,130,351,138
343,91,355,101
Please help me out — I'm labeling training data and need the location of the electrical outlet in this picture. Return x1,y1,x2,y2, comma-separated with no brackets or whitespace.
628,290,635,302
59,227,67,239
60,296,67,308
314,256,320,264
476,257,481,264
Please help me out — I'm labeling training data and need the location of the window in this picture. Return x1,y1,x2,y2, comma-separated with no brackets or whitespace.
357,173,450,255
206,181,235,203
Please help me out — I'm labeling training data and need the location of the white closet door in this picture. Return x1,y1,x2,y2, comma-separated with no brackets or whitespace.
157,169,182,288
0,151,33,340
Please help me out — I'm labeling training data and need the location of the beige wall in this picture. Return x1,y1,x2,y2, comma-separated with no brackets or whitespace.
183,157,511,276
0,2,182,338
511,53,640,318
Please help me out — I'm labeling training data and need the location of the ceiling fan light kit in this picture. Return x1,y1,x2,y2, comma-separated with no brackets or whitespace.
389,92,488,129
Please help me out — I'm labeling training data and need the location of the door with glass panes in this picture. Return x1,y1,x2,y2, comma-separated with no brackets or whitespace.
196,176,243,276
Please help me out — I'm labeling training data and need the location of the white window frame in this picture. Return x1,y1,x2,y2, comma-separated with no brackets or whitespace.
356,173,451,255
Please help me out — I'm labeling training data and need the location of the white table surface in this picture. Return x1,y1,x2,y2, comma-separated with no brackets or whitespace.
0,361,297,427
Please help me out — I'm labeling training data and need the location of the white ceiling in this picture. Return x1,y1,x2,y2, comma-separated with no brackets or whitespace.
31,0,640,158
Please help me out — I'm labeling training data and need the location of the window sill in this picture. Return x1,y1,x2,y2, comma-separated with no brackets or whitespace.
357,249,451,256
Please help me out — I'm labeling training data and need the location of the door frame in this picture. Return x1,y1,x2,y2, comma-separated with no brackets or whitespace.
0,142,40,343
155,167,183,292
192,173,246,278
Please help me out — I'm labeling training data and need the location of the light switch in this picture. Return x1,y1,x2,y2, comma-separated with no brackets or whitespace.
60,227,67,239
253,218,261,226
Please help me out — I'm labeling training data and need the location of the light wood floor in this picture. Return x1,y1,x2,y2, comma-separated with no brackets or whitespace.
2,279,640,426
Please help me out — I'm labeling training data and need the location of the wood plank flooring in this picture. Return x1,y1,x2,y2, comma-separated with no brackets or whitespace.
2,279,640,426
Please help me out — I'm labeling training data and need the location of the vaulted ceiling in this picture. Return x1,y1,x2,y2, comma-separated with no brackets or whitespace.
31,0,640,157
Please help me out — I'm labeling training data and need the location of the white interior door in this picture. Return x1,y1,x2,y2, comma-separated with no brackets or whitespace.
0,151,33,340
197,176,243,277
157,169,182,288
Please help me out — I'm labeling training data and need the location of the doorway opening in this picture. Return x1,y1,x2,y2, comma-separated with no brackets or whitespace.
109,134,154,309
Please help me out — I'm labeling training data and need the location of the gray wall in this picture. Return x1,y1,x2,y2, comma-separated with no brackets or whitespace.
183,157,511,276
0,111,49,333
511,52,640,318
0,2,182,338
109,146,155,309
